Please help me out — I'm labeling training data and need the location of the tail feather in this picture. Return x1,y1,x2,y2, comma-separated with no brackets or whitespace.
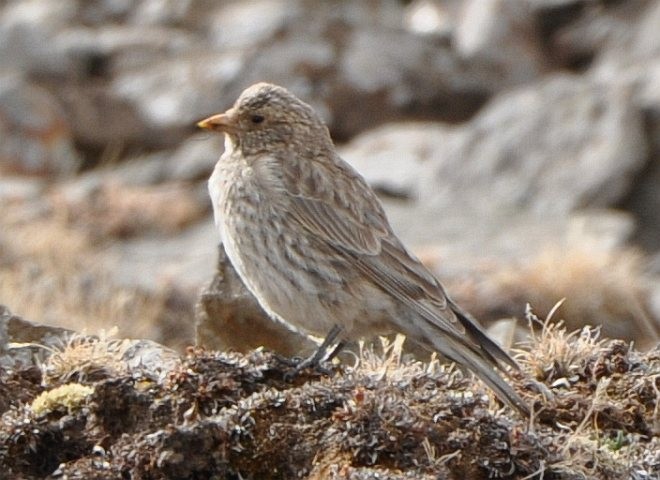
416,305,530,417
449,340,530,416
450,300,521,372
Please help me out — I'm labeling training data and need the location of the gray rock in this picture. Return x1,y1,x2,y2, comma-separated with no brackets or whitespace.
0,305,179,375
111,51,245,130
0,0,78,75
0,75,81,176
331,26,493,136
417,74,647,216
121,338,180,377
0,305,74,370
455,0,547,87
594,0,660,70
56,83,153,154
219,2,499,139
54,24,194,74
164,133,223,182
73,132,221,188
527,0,585,8
540,0,651,71
102,221,217,294
218,35,336,125
129,0,195,27
586,1,660,252
0,176,45,204
207,0,301,49
195,245,314,356
404,0,458,38
340,122,452,199
75,0,135,25
626,61,660,251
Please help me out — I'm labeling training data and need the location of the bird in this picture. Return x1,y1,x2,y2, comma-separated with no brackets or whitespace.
197,82,530,416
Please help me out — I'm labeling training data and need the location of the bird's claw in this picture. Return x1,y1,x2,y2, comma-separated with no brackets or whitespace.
277,325,345,380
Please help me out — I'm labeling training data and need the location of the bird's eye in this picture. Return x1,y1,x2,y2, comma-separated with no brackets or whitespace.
251,114,264,124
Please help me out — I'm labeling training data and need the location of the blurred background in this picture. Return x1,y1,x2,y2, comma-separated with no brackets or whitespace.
1,0,659,352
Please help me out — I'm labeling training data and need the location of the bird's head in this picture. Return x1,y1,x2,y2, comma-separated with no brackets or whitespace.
198,83,331,155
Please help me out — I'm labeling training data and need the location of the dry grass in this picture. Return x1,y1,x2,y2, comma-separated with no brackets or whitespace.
516,305,659,478
516,302,609,382
489,246,659,349
39,330,134,384
52,180,208,240
0,211,168,342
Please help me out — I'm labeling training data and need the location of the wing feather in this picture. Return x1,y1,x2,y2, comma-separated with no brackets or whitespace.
279,154,465,336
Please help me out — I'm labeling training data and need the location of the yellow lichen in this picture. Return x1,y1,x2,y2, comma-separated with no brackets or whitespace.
30,383,94,416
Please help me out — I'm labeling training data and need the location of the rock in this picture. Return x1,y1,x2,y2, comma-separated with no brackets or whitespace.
54,178,208,239
417,74,647,216
55,83,152,160
539,0,653,71
217,1,500,140
129,0,196,27
455,0,547,87
0,305,179,376
111,51,245,131
0,0,78,76
195,245,314,356
0,75,81,176
64,131,220,188
0,177,45,204
341,72,647,235
404,0,457,38
207,0,301,49
120,338,180,376
527,0,585,8
339,112,657,347
592,0,660,71
586,2,660,252
335,27,489,135
75,0,135,25
340,122,452,199
102,220,217,291
164,132,223,182
619,137,660,252
0,305,74,370
53,25,194,73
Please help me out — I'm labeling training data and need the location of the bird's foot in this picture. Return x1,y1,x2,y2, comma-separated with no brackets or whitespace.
278,325,345,379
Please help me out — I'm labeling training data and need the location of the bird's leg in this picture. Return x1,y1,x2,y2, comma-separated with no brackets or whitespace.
324,337,346,363
280,325,345,377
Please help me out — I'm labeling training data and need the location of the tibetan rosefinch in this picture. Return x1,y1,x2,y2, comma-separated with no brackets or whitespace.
198,83,529,415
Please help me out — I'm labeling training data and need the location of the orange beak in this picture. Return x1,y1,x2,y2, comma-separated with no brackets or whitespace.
197,108,239,133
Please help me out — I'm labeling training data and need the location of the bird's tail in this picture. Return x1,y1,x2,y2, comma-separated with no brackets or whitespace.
441,333,530,417
449,300,522,372
420,304,530,417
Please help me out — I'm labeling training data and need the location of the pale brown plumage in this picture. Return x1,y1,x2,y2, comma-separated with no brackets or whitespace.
199,83,529,416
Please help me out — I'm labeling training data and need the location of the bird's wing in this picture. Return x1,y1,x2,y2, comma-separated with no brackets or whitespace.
280,153,466,336
274,154,526,412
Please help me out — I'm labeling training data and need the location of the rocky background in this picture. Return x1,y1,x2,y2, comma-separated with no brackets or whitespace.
1,0,660,352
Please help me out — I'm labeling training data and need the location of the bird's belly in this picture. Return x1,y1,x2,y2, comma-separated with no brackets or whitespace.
219,195,393,338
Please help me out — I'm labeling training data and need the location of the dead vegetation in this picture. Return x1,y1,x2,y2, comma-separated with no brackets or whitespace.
462,245,660,350
0,206,190,348
53,179,208,240
0,309,657,479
